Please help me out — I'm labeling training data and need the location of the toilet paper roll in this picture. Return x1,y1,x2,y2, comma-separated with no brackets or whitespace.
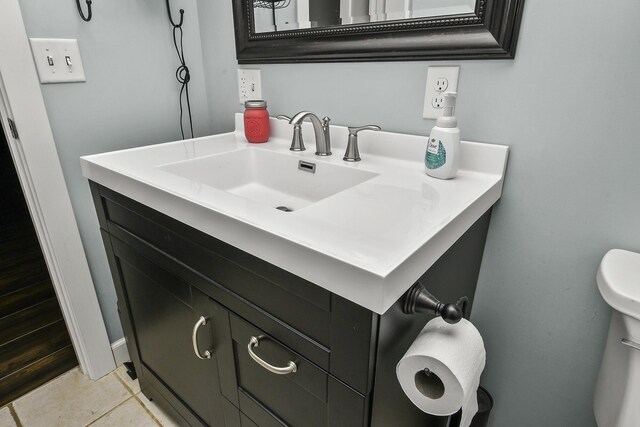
396,317,486,427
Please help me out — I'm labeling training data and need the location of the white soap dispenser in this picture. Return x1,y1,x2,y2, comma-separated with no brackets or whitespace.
425,92,460,179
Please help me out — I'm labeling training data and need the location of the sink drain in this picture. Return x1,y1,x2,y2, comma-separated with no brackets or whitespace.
276,206,294,212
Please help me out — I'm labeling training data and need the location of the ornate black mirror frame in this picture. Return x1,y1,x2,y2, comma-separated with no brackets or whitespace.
232,0,525,63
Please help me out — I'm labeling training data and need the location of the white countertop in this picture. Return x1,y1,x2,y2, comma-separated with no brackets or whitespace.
81,114,508,314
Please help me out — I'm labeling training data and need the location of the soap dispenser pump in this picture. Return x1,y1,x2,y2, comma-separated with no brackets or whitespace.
425,92,460,179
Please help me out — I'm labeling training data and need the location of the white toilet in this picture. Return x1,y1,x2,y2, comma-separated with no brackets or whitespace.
594,249,640,427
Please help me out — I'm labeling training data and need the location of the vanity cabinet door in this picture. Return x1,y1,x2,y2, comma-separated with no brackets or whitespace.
109,236,229,426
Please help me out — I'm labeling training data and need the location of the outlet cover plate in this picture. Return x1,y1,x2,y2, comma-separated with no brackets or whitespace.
238,69,262,104
29,38,86,84
423,66,459,119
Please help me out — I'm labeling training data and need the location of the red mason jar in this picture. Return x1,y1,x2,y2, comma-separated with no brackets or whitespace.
243,100,270,143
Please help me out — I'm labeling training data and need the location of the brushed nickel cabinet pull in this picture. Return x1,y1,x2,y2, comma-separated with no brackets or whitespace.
247,336,297,375
192,316,212,360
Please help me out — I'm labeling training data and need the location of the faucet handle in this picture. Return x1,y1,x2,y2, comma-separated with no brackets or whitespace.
344,125,381,162
348,125,381,135
277,115,305,151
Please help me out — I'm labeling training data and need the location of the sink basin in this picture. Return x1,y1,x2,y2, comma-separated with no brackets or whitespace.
158,148,379,211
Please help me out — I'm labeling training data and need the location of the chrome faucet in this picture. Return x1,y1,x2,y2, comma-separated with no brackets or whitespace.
289,112,332,156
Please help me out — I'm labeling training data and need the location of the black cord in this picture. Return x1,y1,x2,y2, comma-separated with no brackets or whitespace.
76,0,92,22
166,1,194,140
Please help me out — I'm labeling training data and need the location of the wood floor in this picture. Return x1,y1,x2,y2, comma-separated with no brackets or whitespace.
1,131,77,407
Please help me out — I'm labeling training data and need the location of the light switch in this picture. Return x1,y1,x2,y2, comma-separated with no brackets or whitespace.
29,38,86,84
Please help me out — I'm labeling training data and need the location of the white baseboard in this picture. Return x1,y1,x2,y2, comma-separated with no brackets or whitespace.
111,338,130,367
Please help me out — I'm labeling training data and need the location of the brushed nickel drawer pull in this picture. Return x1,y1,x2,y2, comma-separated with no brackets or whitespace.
621,338,640,352
247,336,297,375
192,316,212,360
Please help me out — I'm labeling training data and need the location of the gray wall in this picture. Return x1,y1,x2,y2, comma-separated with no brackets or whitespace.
18,0,212,341
198,0,640,426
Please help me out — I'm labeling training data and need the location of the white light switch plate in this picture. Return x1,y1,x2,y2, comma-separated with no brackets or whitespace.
423,66,459,119
238,69,262,104
29,38,86,84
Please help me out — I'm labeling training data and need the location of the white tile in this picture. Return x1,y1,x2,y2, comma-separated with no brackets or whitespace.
89,397,158,427
13,368,129,427
0,406,16,427
115,365,141,395
136,393,180,427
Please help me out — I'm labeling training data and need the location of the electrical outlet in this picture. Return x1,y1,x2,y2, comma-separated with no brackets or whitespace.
435,78,448,92
423,66,459,119
238,69,262,104
432,95,445,109
29,38,86,84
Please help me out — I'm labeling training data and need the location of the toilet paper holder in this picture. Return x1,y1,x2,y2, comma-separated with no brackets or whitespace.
402,281,468,324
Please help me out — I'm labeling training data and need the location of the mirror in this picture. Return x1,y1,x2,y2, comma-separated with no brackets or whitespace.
252,0,478,33
232,0,525,63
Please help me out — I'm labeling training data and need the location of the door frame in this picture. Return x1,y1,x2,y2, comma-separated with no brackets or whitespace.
0,0,115,379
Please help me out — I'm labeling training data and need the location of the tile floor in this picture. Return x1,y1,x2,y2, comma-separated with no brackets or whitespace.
0,366,179,427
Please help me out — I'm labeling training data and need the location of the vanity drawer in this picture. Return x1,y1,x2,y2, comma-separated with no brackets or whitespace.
222,313,367,427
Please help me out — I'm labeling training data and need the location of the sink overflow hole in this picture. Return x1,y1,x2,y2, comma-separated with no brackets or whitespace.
298,161,316,174
276,206,294,212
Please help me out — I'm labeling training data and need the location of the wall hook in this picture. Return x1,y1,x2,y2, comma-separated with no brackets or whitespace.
166,0,184,28
76,0,93,22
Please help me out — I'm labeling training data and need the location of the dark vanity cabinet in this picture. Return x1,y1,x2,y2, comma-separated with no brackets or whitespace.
91,183,492,427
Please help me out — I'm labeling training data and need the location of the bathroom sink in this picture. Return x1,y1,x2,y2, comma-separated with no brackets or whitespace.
81,113,509,314
158,148,379,211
